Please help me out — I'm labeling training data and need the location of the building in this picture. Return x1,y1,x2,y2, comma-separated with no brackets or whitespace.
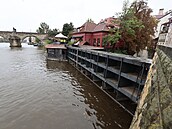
45,44,67,61
154,9,172,38
72,17,118,47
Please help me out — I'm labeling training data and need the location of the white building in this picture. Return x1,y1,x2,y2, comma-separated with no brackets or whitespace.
155,9,172,38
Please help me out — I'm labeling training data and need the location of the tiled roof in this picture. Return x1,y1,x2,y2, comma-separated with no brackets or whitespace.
104,17,116,24
73,17,118,34
93,23,109,32
80,22,97,32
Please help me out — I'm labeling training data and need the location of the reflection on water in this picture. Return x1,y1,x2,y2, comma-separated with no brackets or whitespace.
0,43,132,129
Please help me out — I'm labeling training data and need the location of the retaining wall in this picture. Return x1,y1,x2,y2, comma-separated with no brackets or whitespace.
130,45,172,129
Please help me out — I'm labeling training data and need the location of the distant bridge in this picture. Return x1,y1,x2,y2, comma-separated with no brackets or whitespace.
0,31,48,42
0,30,48,47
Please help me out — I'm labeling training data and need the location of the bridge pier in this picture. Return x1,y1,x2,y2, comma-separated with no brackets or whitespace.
9,36,21,47
0,30,47,46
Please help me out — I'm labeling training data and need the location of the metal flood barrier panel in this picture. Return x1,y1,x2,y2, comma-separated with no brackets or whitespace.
67,46,152,106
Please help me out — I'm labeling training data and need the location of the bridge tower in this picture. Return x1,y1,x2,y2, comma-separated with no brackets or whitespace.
9,28,22,47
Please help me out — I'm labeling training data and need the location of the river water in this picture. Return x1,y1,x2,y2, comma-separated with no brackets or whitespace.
0,43,132,129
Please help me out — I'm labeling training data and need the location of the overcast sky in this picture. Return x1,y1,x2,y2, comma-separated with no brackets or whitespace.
0,0,171,32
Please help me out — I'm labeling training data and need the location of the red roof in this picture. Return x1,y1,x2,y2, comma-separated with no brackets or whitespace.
103,17,116,24
72,17,118,35
93,17,119,32
79,22,97,32
93,23,109,32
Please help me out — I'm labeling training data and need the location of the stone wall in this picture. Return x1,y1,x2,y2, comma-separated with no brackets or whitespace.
130,46,172,129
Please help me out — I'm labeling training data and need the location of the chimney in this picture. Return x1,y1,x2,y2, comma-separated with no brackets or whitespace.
159,8,164,15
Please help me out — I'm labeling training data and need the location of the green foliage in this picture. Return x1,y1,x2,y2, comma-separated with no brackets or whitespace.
36,22,50,33
68,41,75,45
114,49,128,54
119,6,144,54
103,29,121,47
103,36,109,46
35,37,41,43
121,0,157,54
104,0,157,55
48,28,59,37
45,39,53,44
131,0,158,53
62,22,74,36
36,22,59,37
110,29,121,45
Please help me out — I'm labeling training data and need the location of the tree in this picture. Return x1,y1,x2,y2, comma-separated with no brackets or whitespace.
36,22,50,33
62,22,74,36
103,28,121,48
131,0,157,53
36,22,60,38
48,28,59,37
35,37,41,43
104,0,157,55
118,0,144,54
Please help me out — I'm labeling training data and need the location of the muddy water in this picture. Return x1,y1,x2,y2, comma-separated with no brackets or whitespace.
0,43,132,129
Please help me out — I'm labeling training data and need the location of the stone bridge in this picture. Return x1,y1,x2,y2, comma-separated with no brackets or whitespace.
0,31,48,42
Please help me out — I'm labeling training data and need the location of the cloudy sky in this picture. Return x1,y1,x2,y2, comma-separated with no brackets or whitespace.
0,0,171,32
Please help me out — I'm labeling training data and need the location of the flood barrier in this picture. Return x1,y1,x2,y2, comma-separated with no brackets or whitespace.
67,46,152,115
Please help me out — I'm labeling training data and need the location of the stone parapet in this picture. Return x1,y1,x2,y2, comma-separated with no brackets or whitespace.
130,46,172,129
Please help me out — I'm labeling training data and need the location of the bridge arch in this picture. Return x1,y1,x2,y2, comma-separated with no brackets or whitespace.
0,31,48,44
0,35,5,39
21,35,41,43
0,35,9,42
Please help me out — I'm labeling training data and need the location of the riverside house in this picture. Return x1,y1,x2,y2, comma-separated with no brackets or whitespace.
72,17,118,47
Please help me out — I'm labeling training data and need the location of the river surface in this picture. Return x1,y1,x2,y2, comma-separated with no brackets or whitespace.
0,43,132,129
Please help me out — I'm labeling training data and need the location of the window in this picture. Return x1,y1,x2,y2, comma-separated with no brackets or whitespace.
97,38,100,46
89,39,91,44
93,38,96,46
160,24,169,33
